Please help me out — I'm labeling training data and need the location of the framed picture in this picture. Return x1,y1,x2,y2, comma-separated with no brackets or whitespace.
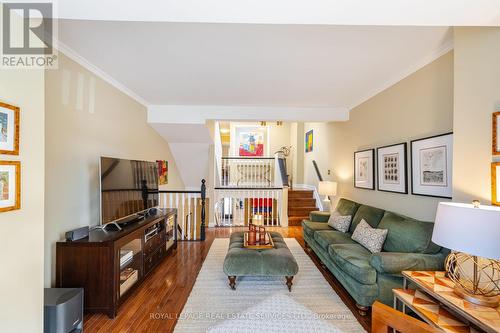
377,143,408,194
0,102,20,155
157,160,168,185
236,126,266,157
493,111,500,155
492,162,500,206
410,132,453,198
0,161,20,212
354,149,375,190
305,130,313,153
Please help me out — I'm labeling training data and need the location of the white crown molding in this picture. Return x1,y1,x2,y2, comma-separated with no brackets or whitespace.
349,39,454,110
56,40,150,107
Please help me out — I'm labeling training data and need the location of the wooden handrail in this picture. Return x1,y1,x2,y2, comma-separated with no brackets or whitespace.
372,301,439,333
312,160,323,181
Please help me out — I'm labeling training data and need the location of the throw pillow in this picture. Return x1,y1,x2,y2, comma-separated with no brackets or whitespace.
327,211,352,233
351,219,388,253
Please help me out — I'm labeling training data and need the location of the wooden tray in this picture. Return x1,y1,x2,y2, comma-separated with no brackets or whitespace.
244,232,274,249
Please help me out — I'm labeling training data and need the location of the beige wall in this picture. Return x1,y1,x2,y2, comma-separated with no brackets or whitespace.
303,52,454,221
44,54,184,286
453,27,500,203
290,122,304,185
303,122,332,188
0,69,45,331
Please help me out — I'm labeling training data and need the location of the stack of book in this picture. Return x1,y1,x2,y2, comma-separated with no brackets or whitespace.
120,268,135,282
120,249,133,267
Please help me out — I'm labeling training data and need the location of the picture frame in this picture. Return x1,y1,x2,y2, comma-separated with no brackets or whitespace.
157,160,168,185
410,132,453,198
354,149,375,190
305,130,313,153
492,111,500,155
492,162,500,206
376,143,408,194
235,125,267,157
0,101,20,155
0,160,20,212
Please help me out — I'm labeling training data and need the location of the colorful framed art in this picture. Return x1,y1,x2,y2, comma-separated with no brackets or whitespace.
410,133,453,198
157,160,168,185
377,143,408,194
305,130,313,153
237,127,266,157
0,161,20,212
354,149,375,190
0,102,20,155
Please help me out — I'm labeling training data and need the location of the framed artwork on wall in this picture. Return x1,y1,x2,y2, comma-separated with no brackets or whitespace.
237,128,265,157
354,149,375,190
0,161,20,212
410,132,453,198
0,102,20,155
492,162,500,206
305,130,313,153
377,143,408,194
492,111,500,155
157,160,168,185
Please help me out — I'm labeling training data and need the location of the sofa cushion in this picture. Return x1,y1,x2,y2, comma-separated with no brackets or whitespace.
378,211,441,254
350,204,386,233
327,212,352,233
314,230,356,250
302,220,332,238
335,198,361,217
328,243,377,285
351,219,388,253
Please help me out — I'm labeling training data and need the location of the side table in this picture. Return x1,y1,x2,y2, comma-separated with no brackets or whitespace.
392,271,500,333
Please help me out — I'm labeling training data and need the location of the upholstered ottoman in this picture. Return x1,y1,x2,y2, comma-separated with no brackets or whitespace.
223,231,299,291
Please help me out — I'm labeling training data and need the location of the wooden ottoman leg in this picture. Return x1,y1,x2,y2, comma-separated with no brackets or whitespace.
285,276,294,292
228,276,236,290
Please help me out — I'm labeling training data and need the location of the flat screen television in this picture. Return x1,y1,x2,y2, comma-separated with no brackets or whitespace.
99,157,159,226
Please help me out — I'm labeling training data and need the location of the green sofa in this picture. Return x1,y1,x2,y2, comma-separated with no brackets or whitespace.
302,198,449,314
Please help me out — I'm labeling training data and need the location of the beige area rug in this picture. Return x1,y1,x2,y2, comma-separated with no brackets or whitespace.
174,238,366,332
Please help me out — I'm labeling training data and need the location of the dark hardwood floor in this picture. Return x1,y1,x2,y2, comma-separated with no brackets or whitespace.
84,226,371,332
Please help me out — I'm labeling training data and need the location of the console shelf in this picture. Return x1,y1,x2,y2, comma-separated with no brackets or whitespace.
56,209,177,318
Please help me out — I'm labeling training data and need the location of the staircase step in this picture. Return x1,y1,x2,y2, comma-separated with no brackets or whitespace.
288,190,314,199
288,198,316,206
288,207,317,216
288,216,309,226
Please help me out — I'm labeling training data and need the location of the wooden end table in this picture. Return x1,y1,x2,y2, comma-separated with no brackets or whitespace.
393,271,500,333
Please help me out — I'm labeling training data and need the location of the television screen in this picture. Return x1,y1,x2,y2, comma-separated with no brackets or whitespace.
100,157,159,225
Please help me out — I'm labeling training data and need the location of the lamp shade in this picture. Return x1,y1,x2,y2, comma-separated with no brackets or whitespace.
318,181,337,196
432,202,500,260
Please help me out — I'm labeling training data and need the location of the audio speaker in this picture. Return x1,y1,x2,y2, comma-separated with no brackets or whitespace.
65,226,89,241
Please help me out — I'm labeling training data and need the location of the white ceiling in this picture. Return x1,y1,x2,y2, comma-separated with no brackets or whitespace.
57,20,453,110
57,0,500,26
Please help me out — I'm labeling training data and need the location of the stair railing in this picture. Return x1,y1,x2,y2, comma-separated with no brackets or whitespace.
158,179,206,241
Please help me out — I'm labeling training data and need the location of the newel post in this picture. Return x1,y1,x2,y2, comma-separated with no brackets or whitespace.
200,179,206,241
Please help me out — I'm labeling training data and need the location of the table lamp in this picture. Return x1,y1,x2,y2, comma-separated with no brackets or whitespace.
432,202,500,307
318,181,337,204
